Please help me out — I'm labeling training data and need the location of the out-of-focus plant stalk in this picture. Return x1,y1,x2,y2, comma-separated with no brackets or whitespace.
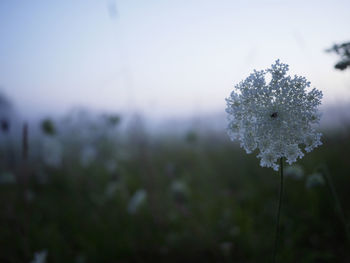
321,166,350,244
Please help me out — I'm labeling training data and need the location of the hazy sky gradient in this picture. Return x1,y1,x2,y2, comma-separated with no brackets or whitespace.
1,0,349,119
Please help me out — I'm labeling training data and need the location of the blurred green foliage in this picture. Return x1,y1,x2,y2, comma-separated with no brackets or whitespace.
41,119,56,136
104,114,121,127
0,115,350,263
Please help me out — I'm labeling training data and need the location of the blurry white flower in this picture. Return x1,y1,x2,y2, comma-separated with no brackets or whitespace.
306,173,325,188
127,189,147,214
42,137,63,167
104,181,120,198
226,60,322,170
285,164,304,179
0,172,16,184
30,250,47,263
170,180,189,203
170,180,189,195
80,146,97,167
25,190,35,202
104,160,117,173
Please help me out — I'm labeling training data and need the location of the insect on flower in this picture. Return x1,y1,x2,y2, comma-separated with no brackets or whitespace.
270,112,278,118
225,60,323,171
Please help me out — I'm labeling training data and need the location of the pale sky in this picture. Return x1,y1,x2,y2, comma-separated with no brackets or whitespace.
0,0,349,119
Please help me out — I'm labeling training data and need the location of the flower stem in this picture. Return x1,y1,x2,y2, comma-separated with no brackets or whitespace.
272,157,284,263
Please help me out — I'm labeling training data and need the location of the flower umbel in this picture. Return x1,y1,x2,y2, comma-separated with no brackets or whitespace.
226,60,322,170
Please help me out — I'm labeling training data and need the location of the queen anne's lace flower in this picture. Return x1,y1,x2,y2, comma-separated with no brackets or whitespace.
226,60,322,171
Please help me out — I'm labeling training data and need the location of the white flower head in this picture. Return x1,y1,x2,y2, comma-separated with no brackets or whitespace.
226,60,323,171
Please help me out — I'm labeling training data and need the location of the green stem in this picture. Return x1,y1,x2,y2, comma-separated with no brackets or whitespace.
272,157,284,263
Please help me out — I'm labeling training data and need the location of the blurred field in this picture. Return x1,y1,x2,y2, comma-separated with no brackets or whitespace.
1,110,350,263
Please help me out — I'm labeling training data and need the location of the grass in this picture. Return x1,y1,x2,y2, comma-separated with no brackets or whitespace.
0,115,349,263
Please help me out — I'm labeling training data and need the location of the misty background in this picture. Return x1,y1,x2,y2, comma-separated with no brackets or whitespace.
1,0,350,125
